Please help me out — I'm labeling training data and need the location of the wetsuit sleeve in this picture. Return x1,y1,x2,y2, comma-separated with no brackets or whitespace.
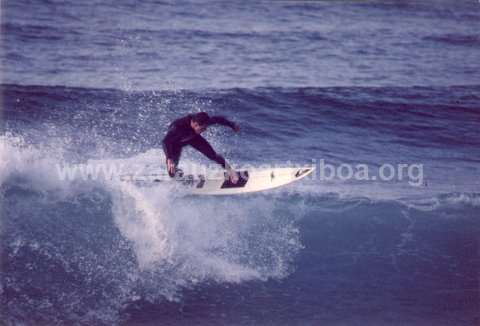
188,136,226,168
208,115,236,130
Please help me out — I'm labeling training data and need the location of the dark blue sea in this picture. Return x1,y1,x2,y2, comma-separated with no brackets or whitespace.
1,1,480,325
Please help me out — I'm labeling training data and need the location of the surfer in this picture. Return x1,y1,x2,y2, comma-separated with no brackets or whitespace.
162,112,240,183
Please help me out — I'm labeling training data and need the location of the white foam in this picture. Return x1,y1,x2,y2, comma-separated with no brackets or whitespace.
444,193,480,207
109,180,172,269
0,133,71,194
95,152,301,287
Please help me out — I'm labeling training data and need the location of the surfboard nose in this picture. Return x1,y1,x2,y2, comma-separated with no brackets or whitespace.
294,167,314,179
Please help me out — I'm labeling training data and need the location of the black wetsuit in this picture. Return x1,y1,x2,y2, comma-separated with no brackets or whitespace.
162,114,236,177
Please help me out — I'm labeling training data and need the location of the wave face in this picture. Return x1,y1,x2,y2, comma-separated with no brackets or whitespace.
1,83,479,325
2,0,480,90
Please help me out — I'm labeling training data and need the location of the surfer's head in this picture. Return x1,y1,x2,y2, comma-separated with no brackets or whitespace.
191,112,209,134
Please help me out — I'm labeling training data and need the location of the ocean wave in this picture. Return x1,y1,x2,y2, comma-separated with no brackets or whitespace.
1,134,478,324
0,135,305,324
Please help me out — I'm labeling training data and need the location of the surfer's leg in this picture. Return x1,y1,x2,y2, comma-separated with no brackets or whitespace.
188,136,226,168
163,143,182,177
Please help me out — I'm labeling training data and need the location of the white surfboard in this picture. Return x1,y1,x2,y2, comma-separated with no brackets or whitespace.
120,166,315,195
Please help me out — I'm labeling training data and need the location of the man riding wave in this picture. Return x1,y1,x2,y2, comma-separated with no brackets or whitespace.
162,112,240,184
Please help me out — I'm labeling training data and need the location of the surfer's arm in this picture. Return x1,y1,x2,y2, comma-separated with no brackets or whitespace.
208,116,239,132
189,136,238,183
189,136,226,168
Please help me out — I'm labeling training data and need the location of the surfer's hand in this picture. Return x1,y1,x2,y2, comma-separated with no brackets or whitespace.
233,123,240,133
228,169,239,184
167,159,176,175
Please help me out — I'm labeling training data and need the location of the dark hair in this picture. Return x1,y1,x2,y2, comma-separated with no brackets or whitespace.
192,112,210,126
